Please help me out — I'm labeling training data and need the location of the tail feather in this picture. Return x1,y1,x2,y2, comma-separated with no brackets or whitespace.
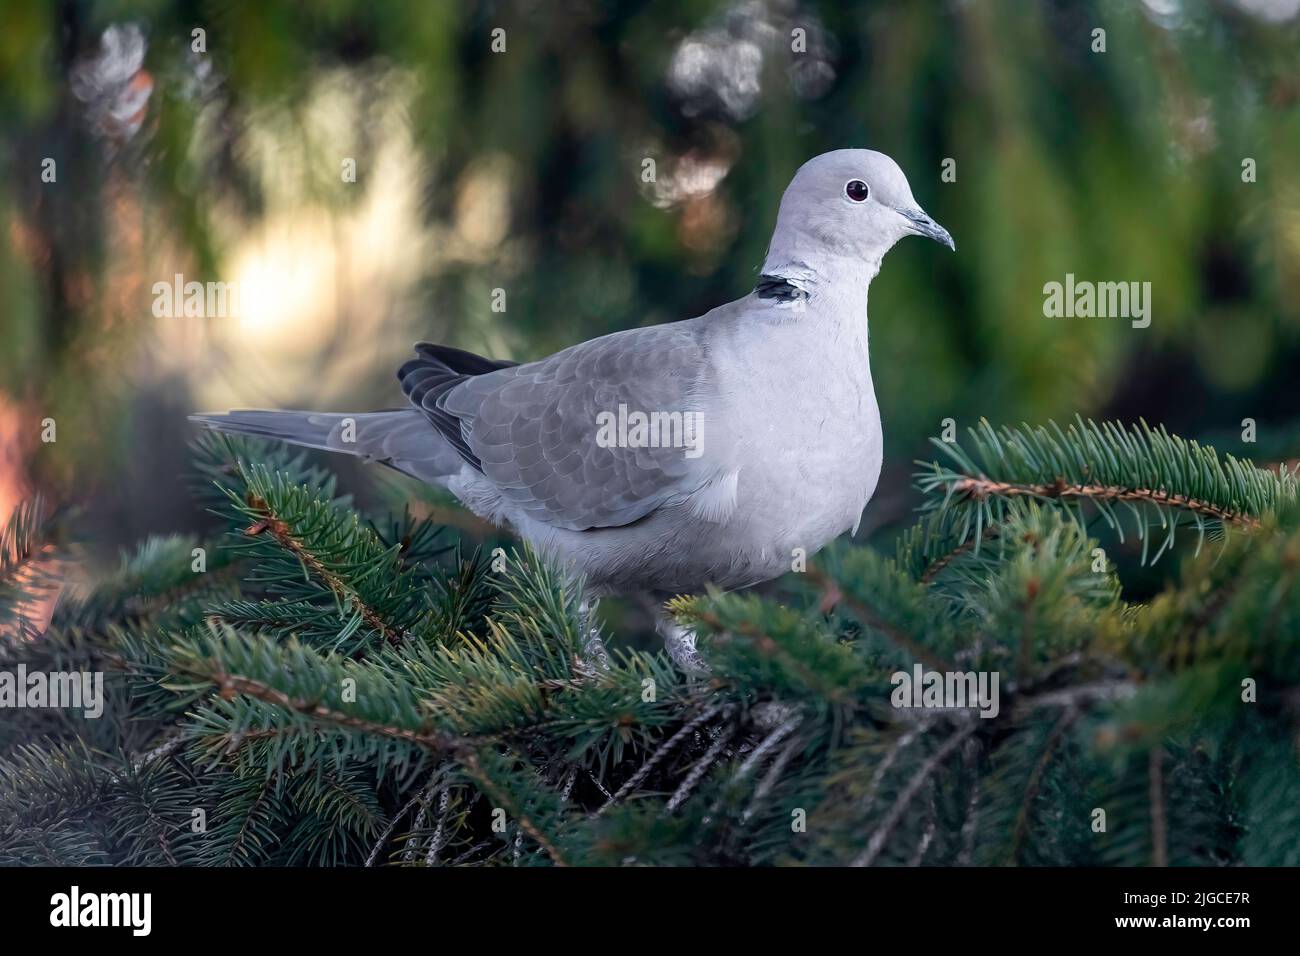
189,408,464,483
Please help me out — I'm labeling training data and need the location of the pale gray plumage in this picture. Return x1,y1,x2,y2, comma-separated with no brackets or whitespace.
192,149,953,664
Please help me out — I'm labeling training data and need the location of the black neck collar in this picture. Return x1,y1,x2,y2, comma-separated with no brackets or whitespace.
754,274,810,302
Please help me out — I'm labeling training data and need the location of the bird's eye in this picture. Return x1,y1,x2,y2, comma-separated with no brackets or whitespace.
845,179,870,202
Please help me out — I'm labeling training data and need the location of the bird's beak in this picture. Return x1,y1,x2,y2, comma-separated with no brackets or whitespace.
899,206,955,251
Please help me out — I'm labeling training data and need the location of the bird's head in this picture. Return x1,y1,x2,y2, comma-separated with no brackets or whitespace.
761,149,953,285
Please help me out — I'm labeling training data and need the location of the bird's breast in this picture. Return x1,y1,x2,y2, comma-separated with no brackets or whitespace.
711,317,883,553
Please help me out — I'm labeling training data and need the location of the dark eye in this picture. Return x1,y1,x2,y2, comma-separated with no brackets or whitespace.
845,179,870,202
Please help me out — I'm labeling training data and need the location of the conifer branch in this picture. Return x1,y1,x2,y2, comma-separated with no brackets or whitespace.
1149,747,1167,867
804,567,954,673
0,496,62,635
400,777,449,865
366,786,429,867
225,776,275,867
948,476,1262,529
9,424,1299,867
909,782,938,866
692,606,846,695
243,494,406,646
916,418,1296,562
422,789,454,866
1007,708,1076,865
741,731,803,824
853,721,977,867
458,750,568,867
666,723,737,813
206,668,460,752
599,703,727,814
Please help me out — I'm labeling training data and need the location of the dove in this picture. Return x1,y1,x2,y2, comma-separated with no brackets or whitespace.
192,149,954,671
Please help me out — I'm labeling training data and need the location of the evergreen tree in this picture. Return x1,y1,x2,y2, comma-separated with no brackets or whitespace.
2,420,1298,867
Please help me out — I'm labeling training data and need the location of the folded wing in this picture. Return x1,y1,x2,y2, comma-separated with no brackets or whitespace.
399,328,712,531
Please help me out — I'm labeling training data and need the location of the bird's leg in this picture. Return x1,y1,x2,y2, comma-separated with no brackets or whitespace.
576,597,611,673
651,599,710,677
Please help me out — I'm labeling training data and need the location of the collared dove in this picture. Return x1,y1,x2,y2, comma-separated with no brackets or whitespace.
193,149,954,670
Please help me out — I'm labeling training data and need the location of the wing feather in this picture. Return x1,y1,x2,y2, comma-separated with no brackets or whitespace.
402,326,714,531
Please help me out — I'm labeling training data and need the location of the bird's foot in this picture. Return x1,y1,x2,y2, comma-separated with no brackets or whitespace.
576,598,611,674
655,615,710,677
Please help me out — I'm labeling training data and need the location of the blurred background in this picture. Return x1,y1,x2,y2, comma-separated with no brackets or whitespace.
3,0,1300,600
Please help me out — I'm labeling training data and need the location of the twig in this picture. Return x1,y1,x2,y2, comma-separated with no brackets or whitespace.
666,724,737,814
734,712,803,781
423,789,453,867
853,721,977,867
861,719,930,819
949,477,1262,530
1015,680,1136,714
401,775,446,863
130,733,186,773
956,741,982,866
367,779,438,867
448,841,490,865
598,703,726,814
1007,707,1077,864
919,528,1000,584
741,732,803,824
586,771,613,802
908,780,937,867
559,767,579,803
459,750,568,867
1149,746,1167,867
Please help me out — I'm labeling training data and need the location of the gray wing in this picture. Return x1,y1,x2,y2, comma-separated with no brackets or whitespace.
403,325,714,532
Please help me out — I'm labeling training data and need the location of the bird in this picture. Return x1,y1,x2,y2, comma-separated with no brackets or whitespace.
192,149,954,671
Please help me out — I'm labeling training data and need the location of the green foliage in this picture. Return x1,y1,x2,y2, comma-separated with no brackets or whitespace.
2,421,1299,866
0,495,62,641
916,417,1297,564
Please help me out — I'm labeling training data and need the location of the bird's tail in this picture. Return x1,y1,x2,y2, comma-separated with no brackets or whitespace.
188,408,463,483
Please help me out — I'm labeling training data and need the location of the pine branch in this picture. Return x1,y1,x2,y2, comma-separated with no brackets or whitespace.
741,731,804,824
0,496,62,635
204,667,462,753
916,417,1297,563
665,723,738,813
949,475,1261,529
598,703,728,813
681,595,870,700
458,749,570,867
805,566,954,673
421,788,455,866
852,721,979,867
242,493,406,646
1149,746,1167,867
9,421,1299,867
1007,707,1077,864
